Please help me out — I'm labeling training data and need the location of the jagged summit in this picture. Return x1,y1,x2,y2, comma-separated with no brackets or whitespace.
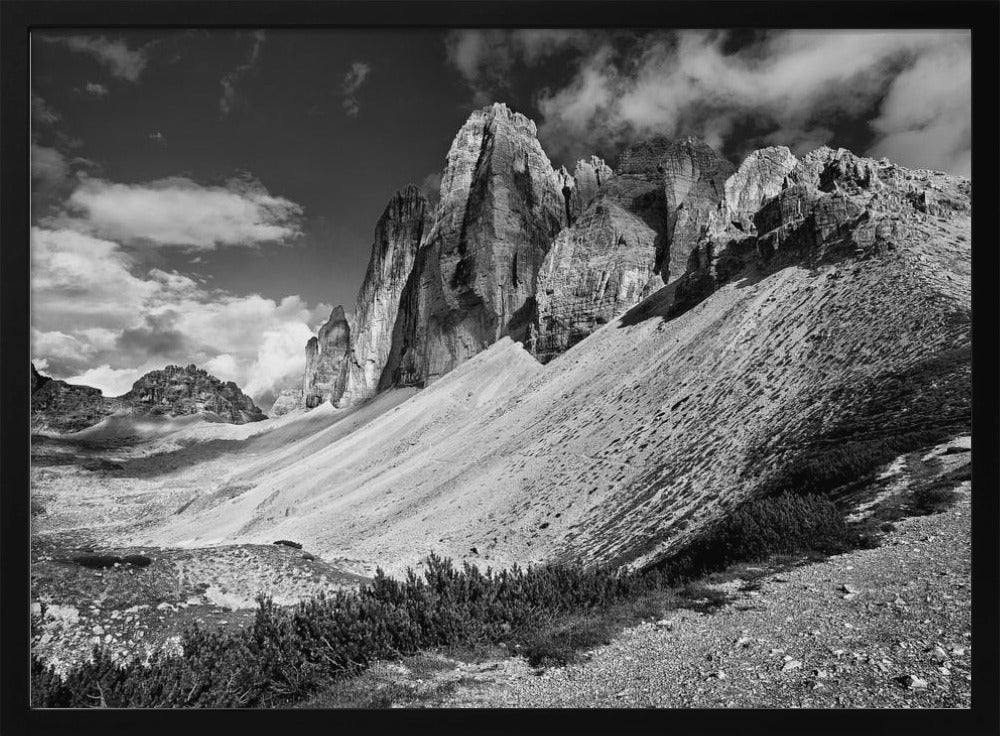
30,362,266,433
296,102,970,413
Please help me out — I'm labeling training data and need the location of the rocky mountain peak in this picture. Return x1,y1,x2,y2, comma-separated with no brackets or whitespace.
123,364,265,424
31,362,265,432
302,306,352,409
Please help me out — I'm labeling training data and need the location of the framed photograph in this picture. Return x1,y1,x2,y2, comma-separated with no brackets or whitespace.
3,2,997,734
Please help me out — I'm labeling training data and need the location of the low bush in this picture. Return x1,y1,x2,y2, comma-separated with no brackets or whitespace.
652,492,866,582
71,555,122,569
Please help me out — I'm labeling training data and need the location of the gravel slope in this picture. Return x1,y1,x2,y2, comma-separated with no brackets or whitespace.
405,482,971,708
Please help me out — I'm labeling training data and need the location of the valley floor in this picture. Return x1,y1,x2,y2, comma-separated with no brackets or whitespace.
303,485,971,709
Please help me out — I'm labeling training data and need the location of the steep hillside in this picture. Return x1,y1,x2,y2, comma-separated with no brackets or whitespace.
140,146,970,576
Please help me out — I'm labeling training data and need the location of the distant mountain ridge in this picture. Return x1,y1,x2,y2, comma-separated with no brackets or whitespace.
30,363,266,433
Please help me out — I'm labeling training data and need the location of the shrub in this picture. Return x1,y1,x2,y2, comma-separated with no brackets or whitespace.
72,555,122,569
654,492,861,581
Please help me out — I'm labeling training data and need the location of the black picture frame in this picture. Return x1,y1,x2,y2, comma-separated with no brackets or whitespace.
3,3,998,735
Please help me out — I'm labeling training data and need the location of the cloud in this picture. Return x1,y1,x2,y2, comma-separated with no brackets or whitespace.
449,30,969,176
419,171,443,208
83,82,109,97
867,39,971,175
341,61,371,116
31,94,60,126
219,30,267,116
31,225,331,406
445,29,591,105
50,174,303,250
43,35,148,82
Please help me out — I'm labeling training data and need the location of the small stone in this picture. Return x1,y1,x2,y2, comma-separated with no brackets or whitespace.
782,660,803,672
735,636,752,647
951,646,966,656
899,674,928,689
92,625,104,635
840,584,858,594
930,646,948,662
843,593,857,601
655,619,674,630
769,648,784,656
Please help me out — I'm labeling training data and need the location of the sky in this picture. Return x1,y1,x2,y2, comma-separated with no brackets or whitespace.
30,28,971,410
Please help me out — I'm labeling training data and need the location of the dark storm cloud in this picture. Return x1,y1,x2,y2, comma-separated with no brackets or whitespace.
116,311,190,360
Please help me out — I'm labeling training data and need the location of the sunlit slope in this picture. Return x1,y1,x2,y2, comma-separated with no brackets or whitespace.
146,199,969,576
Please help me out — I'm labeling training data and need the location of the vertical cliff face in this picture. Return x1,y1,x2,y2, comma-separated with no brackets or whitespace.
380,102,567,387
531,137,734,364
617,136,736,282
301,306,351,409
338,186,431,406
532,174,664,363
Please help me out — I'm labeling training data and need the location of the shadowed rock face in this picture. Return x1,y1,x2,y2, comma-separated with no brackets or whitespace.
338,186,430,406
302,307,351,409
531,137,732,363
381,102,567,387
532,177,663,363
618,136,736,282
31,364,124,433
30,363,265,432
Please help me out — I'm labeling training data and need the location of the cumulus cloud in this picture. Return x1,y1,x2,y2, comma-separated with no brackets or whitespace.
42,35,148,82
220,30,267,116
51,174,303,249
867,39,971,175
446,29,970,176
31,225,330,406
341,61,372,116
83,82,109,97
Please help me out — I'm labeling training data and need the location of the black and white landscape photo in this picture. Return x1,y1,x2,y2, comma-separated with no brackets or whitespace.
29,27,974,709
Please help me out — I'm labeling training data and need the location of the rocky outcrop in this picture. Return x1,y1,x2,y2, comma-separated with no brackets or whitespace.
381,102,567,387
530,137,733,363
723,146,798,223
338,186,430,406
532,177,663,362
557,155,614,226
269,387,302,417
301,306,351,409
123,364,266,423
617,136,736,282
672,146,972,316
31,363,265,433
31,364,123,433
